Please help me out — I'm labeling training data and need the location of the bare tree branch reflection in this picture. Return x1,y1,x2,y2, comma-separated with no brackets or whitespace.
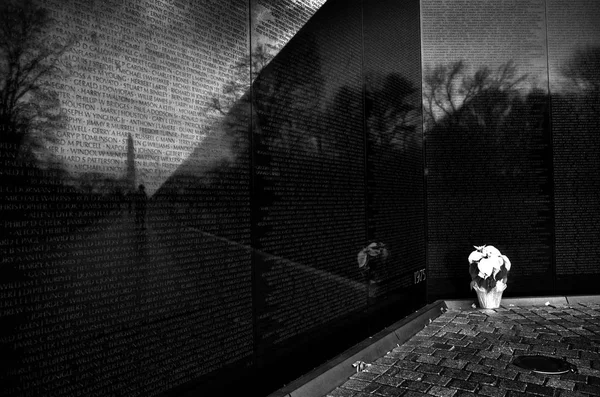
0,0,71,166
423,60,528,131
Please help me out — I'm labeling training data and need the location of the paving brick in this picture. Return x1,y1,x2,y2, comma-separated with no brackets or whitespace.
505,342,531,351
453,346,479,355
351,371,380,381
407,338,436,347
394,361,421,371
366,365,396,375
389,352,415,360
516,373,546,385
445,332,466,341
502,335,525,343
556,391,589,397
481,358,508,370
588,375,600,385
323,305,600,397
478,350,502,360
353,392,376,397
580,351,600,361
478,385,506,397
417,364,445,375
341,379,372,391
441,367,471,381
394,369,425,381
421,374,451,386
456,329,478,338
447,339,471,347
453,392,478,397
404,353,423,362
555,348,580,359
532,345,556,354
545,378,576,391
402,392,428,397
363,383,383,393
375,375,405,387
373,384,405,397
559,372,588,384
456,354,483,364
511,349,530,358
525,383,555,396
434,343,456,350
492,368,519,380
465,363,491,375
417,355,443,365
427,386,458,397
574,366,600,377
468,372,497,385
447,379,478,393
434,350,460,360
496,378,527,392
401,380,432,393
385,367,402,377
575,383,600,395
452,316,471,324
377,357,401,366
396,345,417,352
328,387,357,397
415,347,438,355
497,353,513,363
440,359,468,370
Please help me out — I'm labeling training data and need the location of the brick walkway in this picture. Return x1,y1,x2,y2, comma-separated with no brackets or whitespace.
325,303,600,397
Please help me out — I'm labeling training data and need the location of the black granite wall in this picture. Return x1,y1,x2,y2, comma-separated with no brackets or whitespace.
0,0,425,395
422,0,600,301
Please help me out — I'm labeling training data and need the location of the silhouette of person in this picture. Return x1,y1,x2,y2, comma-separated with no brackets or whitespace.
134,184,147,229
126,190,134,214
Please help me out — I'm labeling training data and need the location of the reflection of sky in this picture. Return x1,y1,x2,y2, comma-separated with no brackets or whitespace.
547,0,600,90
363,0,422,85
421,0,547,88
420,0,600,92
261,0,423,105
250,0,326,60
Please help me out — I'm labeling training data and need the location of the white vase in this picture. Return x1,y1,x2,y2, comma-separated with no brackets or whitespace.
473,281,507,309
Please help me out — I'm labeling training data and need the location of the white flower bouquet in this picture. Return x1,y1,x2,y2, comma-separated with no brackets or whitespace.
468,244,511,296
357,242,389,282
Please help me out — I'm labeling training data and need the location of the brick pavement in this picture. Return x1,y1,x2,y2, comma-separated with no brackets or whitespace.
325,303,600,397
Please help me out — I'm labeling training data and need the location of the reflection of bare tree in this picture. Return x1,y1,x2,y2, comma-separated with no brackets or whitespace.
562,45,600,115
252,34,324,156
0,0,70,164
422,60,527,130
365,72,420,152
562,46,600,93
423,60,548,179
211,43,277,116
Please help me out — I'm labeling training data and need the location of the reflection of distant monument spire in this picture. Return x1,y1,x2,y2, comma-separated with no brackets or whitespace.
126,133,136,191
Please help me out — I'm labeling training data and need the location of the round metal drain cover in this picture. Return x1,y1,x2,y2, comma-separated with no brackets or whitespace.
512,355,575,374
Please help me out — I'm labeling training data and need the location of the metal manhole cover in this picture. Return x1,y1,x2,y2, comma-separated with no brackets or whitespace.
512,355,576,375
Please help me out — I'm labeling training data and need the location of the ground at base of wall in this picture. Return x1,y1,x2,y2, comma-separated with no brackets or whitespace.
327,301,600,397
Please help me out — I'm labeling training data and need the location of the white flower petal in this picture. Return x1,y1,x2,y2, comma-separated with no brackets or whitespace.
494,256,503,269
468,251,483,264
357,251,368,268
478,257,495,278
495,280,507,292
492,267,500,278
483,245,501,257
501,255,511,271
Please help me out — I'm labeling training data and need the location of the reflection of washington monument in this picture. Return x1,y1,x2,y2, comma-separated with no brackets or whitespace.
126,133,136,192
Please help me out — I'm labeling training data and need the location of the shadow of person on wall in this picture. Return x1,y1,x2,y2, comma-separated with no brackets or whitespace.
134,184,148,230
